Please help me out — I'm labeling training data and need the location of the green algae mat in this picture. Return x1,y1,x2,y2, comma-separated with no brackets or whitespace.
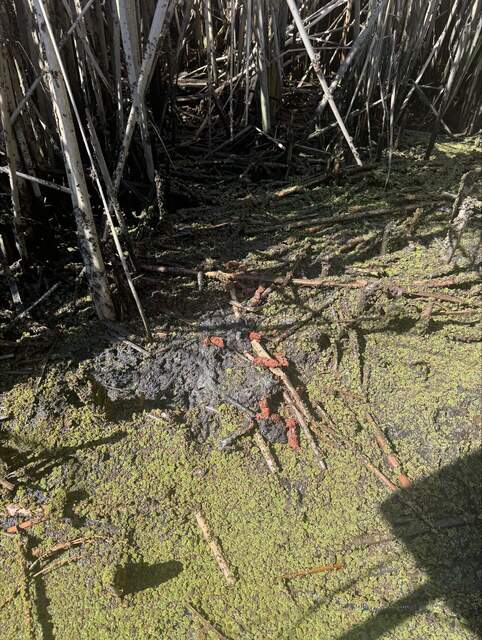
1,136,481,639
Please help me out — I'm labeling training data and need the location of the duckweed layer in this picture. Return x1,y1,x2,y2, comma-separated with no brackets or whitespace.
1,135,480,639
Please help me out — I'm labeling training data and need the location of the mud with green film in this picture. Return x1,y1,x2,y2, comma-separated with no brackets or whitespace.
1,136,481,639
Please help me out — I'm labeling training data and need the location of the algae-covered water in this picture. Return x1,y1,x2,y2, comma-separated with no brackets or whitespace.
1,136,481,639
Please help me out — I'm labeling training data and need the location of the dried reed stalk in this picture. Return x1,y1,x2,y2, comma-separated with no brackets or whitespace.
194,510,237,586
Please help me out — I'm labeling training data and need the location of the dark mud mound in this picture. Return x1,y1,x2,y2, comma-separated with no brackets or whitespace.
90,311,279,440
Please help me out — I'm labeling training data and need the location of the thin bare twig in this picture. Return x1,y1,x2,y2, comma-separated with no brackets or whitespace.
194,510,236,586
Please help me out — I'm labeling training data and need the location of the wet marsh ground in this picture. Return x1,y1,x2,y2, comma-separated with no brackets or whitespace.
0,134,481,639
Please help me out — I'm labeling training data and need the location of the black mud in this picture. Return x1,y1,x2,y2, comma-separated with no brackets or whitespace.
88,310,280,440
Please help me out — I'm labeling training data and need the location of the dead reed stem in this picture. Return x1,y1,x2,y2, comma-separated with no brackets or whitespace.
194,510,237,586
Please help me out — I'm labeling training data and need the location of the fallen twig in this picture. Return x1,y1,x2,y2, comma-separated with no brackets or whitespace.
219,422,255,450
141,262,368,288
312,402,399,493
411,273,480,289
393,286,473,306
344,515,479,550
259,201,445,233
247,336,328,472
244,251,306,312
30,554,82,579
313,402,446,536
221,395,280,471
105,326,150,356
0,477,15,491
186,604,230,640
30,537,87,562
6,283,60,328
253,431,279,475
331,386,412,489
278,561,344,580
249,336,314,426
142,264,479,309
272,292,340,346
194,510,236,586
283,392,326,472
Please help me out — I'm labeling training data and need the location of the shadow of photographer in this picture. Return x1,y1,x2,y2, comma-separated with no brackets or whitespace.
338,448,482,639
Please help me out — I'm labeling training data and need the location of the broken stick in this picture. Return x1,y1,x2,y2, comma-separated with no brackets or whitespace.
278,561,344,580
331,386,412,488
249,337,304,413
7,282,60,328
253,431,279,475
221,395,279,474
283,392,327,472
186,604,229,640
194,510,236,586
249,336,327,471
0,477,14,491
218,422,254,450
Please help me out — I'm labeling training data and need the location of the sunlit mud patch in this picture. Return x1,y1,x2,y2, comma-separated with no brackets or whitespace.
88,310,281,441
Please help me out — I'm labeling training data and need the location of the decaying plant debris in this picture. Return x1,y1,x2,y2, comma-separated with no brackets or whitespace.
1,135,481,638
0,0,481,325
1,0,481,636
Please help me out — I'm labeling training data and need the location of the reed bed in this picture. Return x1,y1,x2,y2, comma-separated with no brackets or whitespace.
0,0,480,323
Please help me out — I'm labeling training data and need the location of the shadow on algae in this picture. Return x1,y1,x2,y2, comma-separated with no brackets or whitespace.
339,448,482,639
114,560,184,596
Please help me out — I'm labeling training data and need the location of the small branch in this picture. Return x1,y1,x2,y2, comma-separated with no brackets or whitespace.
7,283,60,328
219,422,254,450
194,510,236,586
312,402,399,494
249,336,312,425
219,396,278,471
0,477,15,491
278,561,343,580
253,431,279,475
329,385,412,488
186,604,230,640
0,166,71,194
283,392,327,472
